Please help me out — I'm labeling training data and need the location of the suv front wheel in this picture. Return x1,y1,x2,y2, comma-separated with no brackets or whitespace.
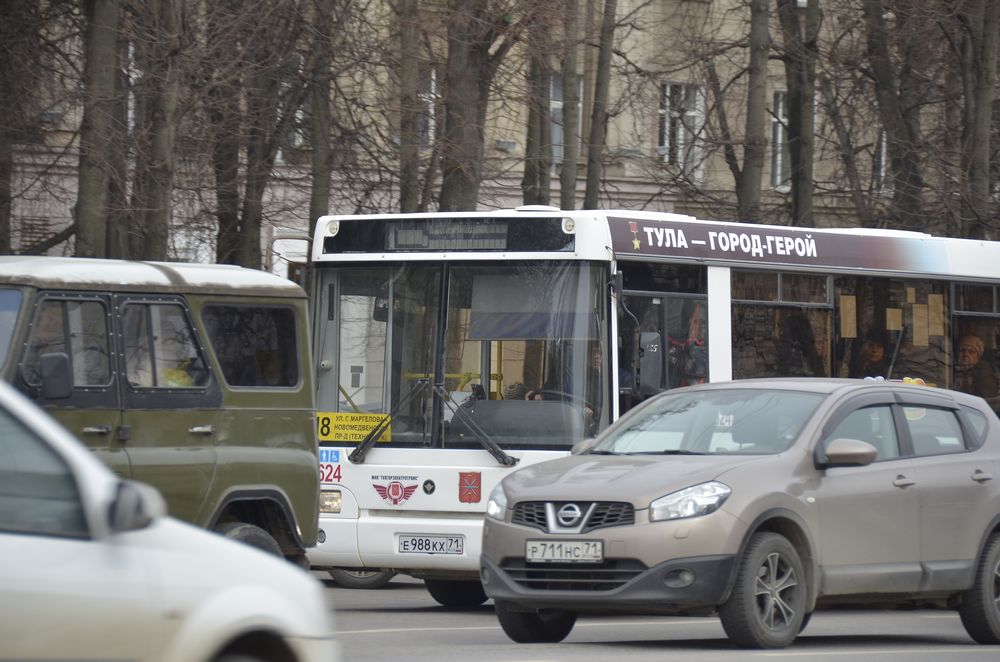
495,600,577,643
719,532,806,649
959,532,1000,644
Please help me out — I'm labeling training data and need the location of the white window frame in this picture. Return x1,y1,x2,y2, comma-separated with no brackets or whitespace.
657,82,705,182
550,74,583,163
418,67,439,149
771,91,791,189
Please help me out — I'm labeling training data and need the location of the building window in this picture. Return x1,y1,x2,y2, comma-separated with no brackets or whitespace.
657,82,704,180
418,66,439,149
550,74,582,163
771,91,790,188
873,128,890,192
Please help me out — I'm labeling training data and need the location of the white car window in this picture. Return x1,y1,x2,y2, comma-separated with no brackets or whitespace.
0,409,87,538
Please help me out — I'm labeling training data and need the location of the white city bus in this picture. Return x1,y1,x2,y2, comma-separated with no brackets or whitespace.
306,206,1000,605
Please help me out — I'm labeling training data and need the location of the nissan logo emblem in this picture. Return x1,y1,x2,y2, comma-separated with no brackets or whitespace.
557,503,583,527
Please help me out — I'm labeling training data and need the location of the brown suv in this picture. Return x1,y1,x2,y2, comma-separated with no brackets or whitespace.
481,378,1000,648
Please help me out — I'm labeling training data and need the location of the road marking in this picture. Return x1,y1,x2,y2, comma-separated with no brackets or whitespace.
756,648,978,657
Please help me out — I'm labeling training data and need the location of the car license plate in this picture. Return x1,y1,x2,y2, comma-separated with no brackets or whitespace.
526,539,603,563
398,534,464,555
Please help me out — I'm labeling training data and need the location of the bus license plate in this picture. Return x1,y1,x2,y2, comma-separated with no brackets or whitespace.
526,540,603,563
398,534,465,555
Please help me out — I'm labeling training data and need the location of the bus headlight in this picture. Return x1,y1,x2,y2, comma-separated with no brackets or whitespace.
326,219,340,236
649,481,730,522
320,489,342,514
486,484,508,521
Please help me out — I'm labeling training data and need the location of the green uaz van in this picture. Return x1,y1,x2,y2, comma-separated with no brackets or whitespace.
0,256,318,562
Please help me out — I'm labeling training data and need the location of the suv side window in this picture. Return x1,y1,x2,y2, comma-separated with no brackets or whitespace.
0,407,87,538
201,305,299,387
122,303,210,389
960,405,989,449
901,406,966,456
22,299,111,388
823,405,900,461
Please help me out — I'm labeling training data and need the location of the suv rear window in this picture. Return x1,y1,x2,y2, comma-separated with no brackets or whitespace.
202,305,299,387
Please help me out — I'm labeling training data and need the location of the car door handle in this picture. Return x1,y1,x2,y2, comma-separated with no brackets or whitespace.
81,425,112,436
972,470,993,483
188,425,216,436
893,475,916,488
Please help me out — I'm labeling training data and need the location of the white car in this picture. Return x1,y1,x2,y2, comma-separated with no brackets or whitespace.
0,381,340,662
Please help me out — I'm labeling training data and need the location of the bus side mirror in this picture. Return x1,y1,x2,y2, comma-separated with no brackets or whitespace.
638,332,662,397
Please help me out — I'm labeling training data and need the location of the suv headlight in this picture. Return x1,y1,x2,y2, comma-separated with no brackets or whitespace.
486,484,508,521
649,481,731,522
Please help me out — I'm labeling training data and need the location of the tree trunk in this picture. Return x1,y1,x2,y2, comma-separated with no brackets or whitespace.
310,0,335,226
777,0,820,226
862,0,926,230
207,2,242,264
522,52,552,205
397,0,421,213
740,0,769,222
959,0,998,239
76,0,122,257
559,0,580,211
130,0,182,260
438,1,490,211
583,0,615,210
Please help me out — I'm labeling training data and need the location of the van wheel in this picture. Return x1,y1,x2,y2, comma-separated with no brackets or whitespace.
495,599,576,643
424,579,487,608
719,532,806,648
328,568,396,589
214,522,283,558
959,533,1000,644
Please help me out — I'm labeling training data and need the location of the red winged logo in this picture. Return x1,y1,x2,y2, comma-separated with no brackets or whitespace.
373,481,418,505
459,472,481,503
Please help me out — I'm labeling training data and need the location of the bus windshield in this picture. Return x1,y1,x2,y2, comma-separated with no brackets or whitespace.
315,261,608,452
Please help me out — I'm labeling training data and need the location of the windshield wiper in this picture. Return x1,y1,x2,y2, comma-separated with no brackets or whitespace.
644,449,707,455
434,384,519,467
349,379,429,464
588,449,622,455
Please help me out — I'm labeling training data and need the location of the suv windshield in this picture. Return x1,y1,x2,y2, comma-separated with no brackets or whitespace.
0,289,22,369
316,261,607,451
594,388,823,455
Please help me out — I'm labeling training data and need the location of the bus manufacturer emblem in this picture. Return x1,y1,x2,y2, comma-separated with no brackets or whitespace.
374,481,418,505
459,472,481,503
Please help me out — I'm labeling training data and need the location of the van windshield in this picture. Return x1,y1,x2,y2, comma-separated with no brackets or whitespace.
0,289,23,368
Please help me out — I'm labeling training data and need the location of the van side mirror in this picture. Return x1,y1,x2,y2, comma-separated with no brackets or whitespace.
40,352,73,400
638,332,663,397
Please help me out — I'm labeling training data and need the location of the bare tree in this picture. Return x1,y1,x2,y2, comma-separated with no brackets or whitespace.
521,16,553,206
559,0,581,210
583,0,615,209
76,0,122,257
438,1,530,211
776,0,821,226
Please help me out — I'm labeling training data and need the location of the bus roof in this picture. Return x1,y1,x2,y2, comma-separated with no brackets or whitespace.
0,256,305,298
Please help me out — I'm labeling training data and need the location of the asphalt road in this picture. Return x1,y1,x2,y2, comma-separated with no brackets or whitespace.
319,574,1000,662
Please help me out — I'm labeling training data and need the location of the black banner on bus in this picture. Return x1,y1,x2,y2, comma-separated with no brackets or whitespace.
609,216,949,274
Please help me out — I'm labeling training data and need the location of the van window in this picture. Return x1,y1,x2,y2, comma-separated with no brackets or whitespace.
22,299,111,387
202,305,299,387
122,303,210,389
0,289,22,367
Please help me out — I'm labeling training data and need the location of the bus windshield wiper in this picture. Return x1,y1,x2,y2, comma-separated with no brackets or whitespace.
434,384,519,467
349,379,429,464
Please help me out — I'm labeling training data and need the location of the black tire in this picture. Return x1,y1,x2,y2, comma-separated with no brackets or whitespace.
424,579,488,608
328,567,396,589
959,533,1000,644
495,599,577,643
798,611,812,633
214,522,283,558
719,532,807,649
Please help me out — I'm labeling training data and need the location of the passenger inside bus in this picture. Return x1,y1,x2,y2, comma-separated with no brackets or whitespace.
849,331,891,379
954,334,1000,403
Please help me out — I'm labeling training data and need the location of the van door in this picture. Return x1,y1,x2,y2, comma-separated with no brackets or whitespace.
115,295,222,524
19,295,128,478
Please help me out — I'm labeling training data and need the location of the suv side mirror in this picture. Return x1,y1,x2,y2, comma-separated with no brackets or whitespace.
40,352,73,400
108,481,167,533
818,438,878,468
